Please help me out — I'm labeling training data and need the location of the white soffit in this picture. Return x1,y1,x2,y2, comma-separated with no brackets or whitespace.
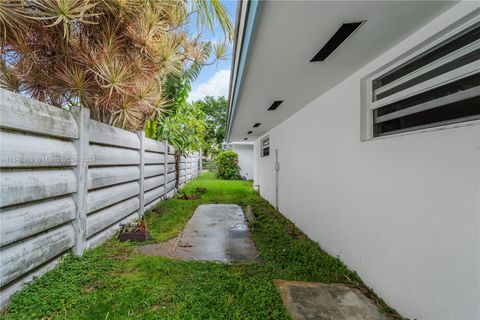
229,0,457,142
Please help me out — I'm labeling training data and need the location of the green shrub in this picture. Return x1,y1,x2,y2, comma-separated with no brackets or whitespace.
216,151,240,180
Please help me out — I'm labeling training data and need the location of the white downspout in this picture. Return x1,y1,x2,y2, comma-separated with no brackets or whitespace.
275,149,280,211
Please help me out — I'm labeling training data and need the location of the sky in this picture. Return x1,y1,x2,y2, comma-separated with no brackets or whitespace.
187,0,237,103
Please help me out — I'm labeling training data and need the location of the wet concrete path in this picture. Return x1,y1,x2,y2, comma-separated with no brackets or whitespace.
141,204,260,263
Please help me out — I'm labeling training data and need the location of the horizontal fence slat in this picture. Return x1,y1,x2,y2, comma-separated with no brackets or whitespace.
144,138,165,153
0,89,78,139
86,212,137,249
144,165,165,178
87,181,139,213
1,131,77,168
89,120,139,149
167,172,176,183
0,197,76,247
145,197,162,211
166,180,175,192
89,145,140,166
1,170,77,208
88,166,140,190
167,155,175,163
86,197,139,238
144,175,164,192
0,224,75,286
144,152,165,165
144,185,165,205
167,164,176,173
166,189,175,199
168,145,175,155
0,256,61,309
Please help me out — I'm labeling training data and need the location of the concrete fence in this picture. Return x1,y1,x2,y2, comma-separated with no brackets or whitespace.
0,89,199,307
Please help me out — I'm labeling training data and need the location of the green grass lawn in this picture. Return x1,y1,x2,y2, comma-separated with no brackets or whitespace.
2,172,400,319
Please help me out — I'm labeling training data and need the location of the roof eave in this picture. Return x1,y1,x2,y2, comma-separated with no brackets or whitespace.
226,0,261,143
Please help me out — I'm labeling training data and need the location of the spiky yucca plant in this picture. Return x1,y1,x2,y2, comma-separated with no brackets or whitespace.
0,0,232,130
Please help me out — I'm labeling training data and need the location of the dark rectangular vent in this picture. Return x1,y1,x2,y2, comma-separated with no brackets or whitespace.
311,22,364,62
371,22,480,137
247,131,252,134
261,136,270,157
253,123,261,127
268,100,283,111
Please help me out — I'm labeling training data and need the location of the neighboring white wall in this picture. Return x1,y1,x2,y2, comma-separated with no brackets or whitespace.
253,3,480,320
231,143,254,180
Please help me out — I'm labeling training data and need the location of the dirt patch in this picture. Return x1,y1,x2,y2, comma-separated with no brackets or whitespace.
244,205,255,223
176,193,201,200
140,237,178,257
195,187,207,194
176,187,207,200
150,207,162,214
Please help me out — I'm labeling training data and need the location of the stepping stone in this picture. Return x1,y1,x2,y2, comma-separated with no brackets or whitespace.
275,280,388,320
141,204,260,263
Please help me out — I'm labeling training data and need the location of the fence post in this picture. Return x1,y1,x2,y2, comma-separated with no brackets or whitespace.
183,156,187,185
72,106,90,256
196,153,199,177
199,150,202,174
163,141,169,198
137,131,145,218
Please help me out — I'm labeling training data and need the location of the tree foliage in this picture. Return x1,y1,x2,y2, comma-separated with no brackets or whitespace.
145,57,208,155
216,150,240,180
193,95,228,156
0,0,232,131
145,57,205,139
155,102,206,156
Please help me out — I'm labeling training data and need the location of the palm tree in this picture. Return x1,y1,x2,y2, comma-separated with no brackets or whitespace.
0,0,232,131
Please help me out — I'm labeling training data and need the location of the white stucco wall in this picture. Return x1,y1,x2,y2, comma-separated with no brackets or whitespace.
253,3,480,319
231,143,254,180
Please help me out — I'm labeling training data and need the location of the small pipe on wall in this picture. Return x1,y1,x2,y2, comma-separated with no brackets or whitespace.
275,149,279,211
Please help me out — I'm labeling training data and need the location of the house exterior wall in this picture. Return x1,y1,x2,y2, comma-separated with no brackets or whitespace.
253,4,480,319
232,143,254,180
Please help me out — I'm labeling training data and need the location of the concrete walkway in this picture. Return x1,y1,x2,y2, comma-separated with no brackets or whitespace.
141,204,260,263
142,205,388,319
275,280,388,320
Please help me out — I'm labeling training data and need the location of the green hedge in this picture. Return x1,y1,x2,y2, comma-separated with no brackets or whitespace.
216,151,240,180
